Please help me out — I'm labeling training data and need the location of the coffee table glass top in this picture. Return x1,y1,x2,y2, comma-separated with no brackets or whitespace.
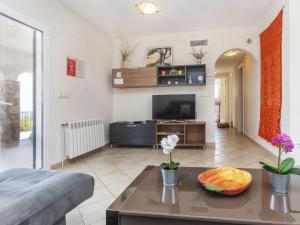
108,166,300,225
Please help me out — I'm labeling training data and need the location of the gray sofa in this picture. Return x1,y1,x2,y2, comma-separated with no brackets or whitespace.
0,168,94,225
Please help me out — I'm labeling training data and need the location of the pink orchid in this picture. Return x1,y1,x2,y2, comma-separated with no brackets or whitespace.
271,133,294,153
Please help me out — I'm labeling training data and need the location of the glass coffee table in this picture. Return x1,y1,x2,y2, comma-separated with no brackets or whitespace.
107,166,300,225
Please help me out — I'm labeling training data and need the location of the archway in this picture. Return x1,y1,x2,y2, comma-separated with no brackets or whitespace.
214,48,256,136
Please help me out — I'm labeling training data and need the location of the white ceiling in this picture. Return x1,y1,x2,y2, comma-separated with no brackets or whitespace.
61,0,274,36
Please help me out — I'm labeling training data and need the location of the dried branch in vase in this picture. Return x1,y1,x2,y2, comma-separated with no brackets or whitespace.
190,48,207,64
119,36,137,68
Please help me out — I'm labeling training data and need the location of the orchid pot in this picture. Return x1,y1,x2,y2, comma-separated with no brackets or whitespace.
268,172,290,194
260,134,300,194
161,168,178,187
160,135,180,187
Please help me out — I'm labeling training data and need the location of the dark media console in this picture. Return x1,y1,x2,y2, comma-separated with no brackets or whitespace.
110,120,206,149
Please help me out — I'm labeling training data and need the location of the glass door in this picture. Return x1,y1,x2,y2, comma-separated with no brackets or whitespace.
0,13,43,171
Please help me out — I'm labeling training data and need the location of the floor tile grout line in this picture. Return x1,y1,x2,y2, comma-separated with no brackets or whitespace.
84,158,116,198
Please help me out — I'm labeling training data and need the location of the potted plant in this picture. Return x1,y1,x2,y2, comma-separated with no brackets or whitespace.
160,134,180,187
260,133,300,194
190,47,207,64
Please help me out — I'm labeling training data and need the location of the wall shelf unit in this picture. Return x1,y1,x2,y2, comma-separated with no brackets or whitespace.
157,64,206,86
112,64,206,88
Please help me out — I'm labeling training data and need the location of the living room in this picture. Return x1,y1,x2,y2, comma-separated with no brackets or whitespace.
0,0,300,225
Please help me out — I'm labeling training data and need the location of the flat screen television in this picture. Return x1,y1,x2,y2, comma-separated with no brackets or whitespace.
152,94,196,120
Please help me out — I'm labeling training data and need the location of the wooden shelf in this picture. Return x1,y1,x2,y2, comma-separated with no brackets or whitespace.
158,75,186,78
156,121,206,148
157,83,205,87
157,132,185,136
112,67,157,88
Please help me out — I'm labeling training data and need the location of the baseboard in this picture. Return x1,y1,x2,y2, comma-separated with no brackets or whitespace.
50,144,110,170
51,160,69,170
206,142,216,149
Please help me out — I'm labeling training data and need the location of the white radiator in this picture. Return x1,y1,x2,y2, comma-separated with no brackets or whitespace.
63,118,105,159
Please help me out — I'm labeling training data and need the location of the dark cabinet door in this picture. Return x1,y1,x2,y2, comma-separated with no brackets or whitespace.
110,123,156,146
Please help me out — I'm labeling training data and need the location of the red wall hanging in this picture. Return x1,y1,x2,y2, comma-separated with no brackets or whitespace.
259,10,283,143
67,57,76,77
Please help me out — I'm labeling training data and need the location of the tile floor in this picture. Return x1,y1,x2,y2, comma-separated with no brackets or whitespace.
63,128,276,225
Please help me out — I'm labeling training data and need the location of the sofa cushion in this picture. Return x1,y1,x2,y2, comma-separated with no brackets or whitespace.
0,168,94,225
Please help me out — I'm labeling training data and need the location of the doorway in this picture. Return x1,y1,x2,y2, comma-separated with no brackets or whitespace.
215,49,255,137
0,13,44,170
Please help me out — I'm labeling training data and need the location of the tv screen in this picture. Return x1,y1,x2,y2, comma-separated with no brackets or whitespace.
152,94,196,120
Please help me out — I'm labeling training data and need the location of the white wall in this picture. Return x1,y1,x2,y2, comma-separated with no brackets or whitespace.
243,54,258,137
232,66,239,130
112,27,259,144
288,0,300,163
0,0,113,167
220,78,229,123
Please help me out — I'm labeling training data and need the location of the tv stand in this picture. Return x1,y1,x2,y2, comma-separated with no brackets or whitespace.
109,121,206,149
156,121,206,148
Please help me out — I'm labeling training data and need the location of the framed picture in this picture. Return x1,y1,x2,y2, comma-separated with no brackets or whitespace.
66,56,85,78
145,47,172,67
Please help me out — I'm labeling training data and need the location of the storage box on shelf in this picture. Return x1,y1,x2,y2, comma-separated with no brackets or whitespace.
112,67,157,88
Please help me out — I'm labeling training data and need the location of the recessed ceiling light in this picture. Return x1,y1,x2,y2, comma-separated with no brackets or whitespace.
224,50,238,57
135,1,159,14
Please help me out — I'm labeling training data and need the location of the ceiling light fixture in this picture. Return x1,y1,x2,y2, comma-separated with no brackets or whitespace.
224,50,238,57
135,1,159,14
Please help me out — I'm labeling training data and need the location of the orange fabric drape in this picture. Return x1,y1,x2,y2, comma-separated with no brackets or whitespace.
259,10,283,143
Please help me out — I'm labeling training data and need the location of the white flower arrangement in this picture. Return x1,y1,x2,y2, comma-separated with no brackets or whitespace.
160,135,180,170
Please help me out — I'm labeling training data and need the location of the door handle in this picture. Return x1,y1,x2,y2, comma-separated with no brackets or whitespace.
126,124,137,127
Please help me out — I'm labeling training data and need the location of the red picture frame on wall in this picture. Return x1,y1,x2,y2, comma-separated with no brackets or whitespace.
67,57,76,77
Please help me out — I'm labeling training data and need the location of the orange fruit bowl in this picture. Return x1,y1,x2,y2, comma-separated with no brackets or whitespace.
198,167,252,196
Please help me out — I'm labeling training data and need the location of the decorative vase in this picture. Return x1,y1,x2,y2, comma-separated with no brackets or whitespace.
161,168,178,187
121,61,127,68
268,172,290,194
196,59,202,64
